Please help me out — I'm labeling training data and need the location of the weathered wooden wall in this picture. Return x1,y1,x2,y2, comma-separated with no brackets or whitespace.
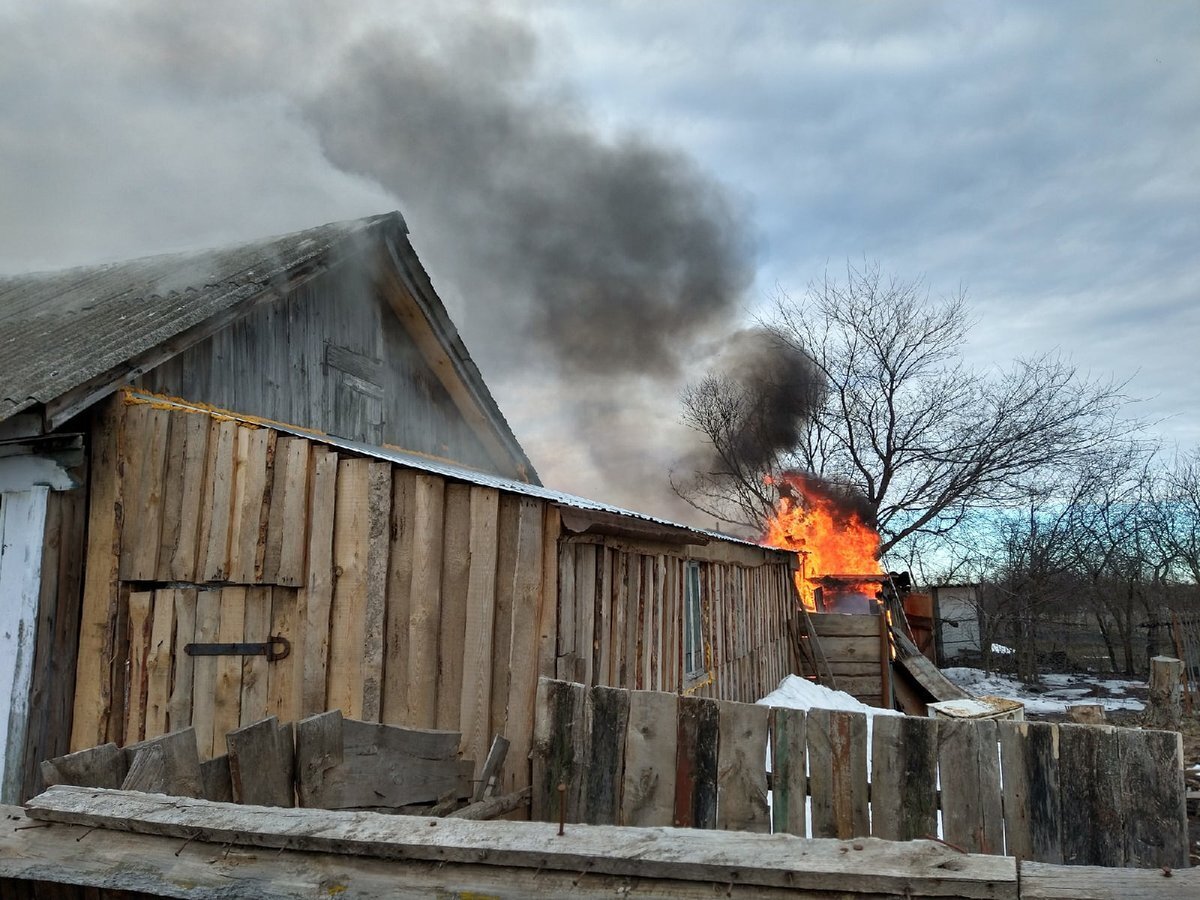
554,540,796,701
67,395,800,808
532,678,1191,870
806,612,886,706
137,265,506,477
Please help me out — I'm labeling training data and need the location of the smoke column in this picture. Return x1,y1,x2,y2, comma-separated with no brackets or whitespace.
0,1,762,521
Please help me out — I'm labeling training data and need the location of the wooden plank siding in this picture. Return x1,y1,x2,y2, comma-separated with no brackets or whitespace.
69,394,800,816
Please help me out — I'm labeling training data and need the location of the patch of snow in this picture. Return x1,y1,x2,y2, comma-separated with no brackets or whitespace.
991,643,1014,655
757,675,903,718
941,667,1145,714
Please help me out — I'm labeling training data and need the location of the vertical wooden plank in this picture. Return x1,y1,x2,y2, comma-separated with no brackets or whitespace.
239,586,272,726
556,543,576,681
299,447,337,717
1118,727,1188,869
871,714,938,841
167,589,197,732
715,699,770,832
623,555,641,689
621,690,678,826
361,462,392,723
198,419,237,583
123,591,153,746
436,483,472,731
211,586,246,758
807,708,870,839
537,507,560,682
189,589,221,761
226,426,274,584
489,495,520,740
640,557,655,690
327,458,371,719
119,404,170,581
583,684,629,825
665,557,678,692
381,470,416,723
770,706,807,836
938,718,1005,855
158,410,210,582
407,473,446,729
143,590,176,740
653,555,666,691
262,436,311,585
674,695,719,829
70,397,125,751
998,720,1062,864
611,552,627,687
502,497,546,804
575,544,596,687
266,587,299,725
459,486,499,772
530,677,585,823
1059,723,1124,866
596,547,613,687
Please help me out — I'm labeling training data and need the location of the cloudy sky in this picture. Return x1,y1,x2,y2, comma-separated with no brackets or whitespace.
1,1,1196,521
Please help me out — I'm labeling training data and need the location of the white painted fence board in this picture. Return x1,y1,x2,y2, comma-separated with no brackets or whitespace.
0,486,48,803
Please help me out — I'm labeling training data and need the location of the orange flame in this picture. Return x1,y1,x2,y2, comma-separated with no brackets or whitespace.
761,473,883,610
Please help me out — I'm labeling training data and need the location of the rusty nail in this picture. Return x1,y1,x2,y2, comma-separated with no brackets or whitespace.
557,782,567,836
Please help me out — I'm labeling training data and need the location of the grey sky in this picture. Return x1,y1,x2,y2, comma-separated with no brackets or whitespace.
1,1,1196,522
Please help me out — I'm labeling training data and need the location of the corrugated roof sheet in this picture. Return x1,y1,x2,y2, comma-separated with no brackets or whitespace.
0,214,399,423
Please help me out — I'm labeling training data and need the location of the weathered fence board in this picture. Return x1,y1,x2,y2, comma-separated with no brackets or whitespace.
1059,724,1123,867
621,689,677,826
715,700,769,832
770,706,807,836
871,713,938,842
583,685,629,825
998,721,1062,864
808,708,869,839
938,718,1004,855
530,678,584,822
673,695,718,828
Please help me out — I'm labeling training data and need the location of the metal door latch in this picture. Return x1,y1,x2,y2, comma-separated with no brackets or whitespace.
184,636,291,661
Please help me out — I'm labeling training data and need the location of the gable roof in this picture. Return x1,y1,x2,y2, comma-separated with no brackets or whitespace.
0,212,537,482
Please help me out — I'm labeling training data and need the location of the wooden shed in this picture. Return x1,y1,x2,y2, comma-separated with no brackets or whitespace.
0,213,801,805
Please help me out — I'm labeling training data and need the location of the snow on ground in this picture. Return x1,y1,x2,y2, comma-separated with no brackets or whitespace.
941,667,1146,715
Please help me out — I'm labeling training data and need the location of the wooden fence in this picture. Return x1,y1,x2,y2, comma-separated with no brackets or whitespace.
531,677,1189,869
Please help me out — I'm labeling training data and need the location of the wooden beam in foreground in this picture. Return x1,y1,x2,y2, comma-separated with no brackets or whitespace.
20,786,1016,898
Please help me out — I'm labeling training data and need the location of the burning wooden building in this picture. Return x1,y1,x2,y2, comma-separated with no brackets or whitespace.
0,211,800,805
761,473,965,712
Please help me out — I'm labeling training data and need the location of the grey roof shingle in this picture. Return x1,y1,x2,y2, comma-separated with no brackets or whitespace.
0,213,397,423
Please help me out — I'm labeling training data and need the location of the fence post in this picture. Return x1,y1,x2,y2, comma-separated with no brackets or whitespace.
1145,656,1183,731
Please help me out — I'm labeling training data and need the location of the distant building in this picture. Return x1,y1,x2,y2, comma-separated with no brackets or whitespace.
932,584,982,663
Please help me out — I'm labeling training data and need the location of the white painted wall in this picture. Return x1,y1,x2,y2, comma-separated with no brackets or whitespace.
934,585,982,661
0,486,48,803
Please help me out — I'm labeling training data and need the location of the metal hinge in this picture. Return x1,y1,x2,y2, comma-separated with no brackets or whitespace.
184,636,291,662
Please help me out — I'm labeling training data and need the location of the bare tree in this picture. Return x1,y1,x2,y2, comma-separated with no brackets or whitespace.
675,261,1139,557
1162,448,1200,582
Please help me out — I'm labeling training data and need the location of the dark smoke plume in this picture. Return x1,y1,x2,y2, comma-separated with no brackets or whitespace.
711,327,825,473
301,22,753,378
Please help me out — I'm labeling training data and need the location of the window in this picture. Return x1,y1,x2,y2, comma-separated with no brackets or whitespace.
683,561,704,679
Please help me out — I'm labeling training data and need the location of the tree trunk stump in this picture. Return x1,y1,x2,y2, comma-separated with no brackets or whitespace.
1145,656,1182,731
